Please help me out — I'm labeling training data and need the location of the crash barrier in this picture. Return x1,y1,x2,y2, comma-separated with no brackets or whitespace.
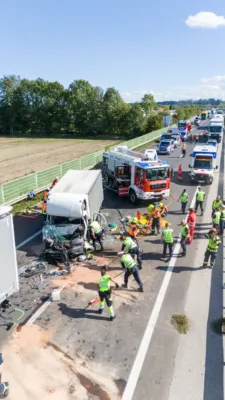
0,117,195,205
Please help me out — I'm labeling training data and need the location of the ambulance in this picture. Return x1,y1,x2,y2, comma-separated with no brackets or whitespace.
102,146,171,204
189,145,218,184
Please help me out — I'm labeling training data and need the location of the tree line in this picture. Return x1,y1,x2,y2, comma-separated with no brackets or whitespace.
0,75,204,138
159,99,224,106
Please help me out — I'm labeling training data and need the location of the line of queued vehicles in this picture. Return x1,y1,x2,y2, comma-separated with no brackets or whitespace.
156,109,224,185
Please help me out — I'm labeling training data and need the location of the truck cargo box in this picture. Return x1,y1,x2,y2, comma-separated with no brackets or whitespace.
0,206,19,304
49,170,103,218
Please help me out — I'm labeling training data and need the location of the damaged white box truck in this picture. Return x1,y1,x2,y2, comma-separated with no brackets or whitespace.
43,170,106,243
0,206,19,304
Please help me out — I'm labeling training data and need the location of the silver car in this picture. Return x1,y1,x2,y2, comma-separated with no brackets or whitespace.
157,139,175,155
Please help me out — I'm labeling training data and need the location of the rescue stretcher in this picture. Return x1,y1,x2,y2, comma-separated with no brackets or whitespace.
125,212,171,237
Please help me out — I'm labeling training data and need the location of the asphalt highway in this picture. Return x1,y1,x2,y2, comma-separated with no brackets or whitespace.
12,119,224,400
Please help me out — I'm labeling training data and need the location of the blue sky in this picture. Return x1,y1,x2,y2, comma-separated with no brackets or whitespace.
0,0,225,101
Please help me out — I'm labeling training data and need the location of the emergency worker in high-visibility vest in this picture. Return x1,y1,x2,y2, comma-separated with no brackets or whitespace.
159,202,168,217
212,196,222,212
161,222,174,259
151,207,161,235
42,201,47,221
120,253,143,292
203,228,221,268
195,186,205,216
121,236,142,269
187,208,196,243
98,266,119,320
180,220,190,256
128,226,139,243
178,189,189,214
212,208,221,231
147,204,155,215
43,188,50,201
88,218,103,251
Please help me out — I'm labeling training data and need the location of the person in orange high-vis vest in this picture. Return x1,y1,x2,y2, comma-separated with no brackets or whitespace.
151,207,161,235
43,188,50,201
42,201,47,221
128,225,139,240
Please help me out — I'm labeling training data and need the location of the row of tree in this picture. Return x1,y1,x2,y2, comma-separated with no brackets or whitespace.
0,75,204,138
159,99,224,106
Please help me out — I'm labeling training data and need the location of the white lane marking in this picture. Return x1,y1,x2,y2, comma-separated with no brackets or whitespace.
16,230,42,249
26,284,67,324
122,187,198,400
27,298,52,324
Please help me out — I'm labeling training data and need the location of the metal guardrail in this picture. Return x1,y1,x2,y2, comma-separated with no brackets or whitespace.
0,119,195,206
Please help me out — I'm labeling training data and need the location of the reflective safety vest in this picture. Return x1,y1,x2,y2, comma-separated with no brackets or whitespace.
181,192,188,203
152,209,160,218
121,254,137,269
196,190,205,201
42,202,47,214
220,210,225,221
90,221,102,234
43,191,48,201
206,235,221,252
128,226,139,237
99,275,110,292
181,224,189,237
212,211,221,225
163,229,174,243
123,237,137,251
212,199,222,210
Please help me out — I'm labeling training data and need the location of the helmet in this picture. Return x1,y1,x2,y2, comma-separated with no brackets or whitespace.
159,202,163,207
131,217,138,224
147,204,154,211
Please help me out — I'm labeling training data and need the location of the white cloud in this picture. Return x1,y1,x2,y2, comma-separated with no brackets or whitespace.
121,75,225,102
186,11,225,29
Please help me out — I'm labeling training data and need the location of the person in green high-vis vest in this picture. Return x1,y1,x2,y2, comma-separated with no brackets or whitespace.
178,189,189,214
161,222,174,259
195,186,205,216
98,266,119,321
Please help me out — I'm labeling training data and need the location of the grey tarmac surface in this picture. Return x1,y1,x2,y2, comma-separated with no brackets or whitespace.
1,120,221,400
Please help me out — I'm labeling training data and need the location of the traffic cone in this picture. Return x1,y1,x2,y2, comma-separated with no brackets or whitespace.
137,210,141,220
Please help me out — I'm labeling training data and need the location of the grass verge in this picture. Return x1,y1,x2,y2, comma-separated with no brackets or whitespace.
171,314,189,334
134,139,158,152
12,192,44,215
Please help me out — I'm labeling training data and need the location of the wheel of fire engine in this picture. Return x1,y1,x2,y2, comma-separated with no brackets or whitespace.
129,189,137,205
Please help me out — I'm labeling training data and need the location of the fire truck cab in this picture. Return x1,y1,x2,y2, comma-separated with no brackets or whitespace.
102,146,171,204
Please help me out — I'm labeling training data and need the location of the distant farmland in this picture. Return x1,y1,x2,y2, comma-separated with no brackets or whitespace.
0,137,119,184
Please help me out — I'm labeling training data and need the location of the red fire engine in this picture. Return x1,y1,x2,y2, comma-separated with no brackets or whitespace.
102,146,171,204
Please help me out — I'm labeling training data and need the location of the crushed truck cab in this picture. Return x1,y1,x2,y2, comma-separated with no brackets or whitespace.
189,145,218,185
43,170,105,241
